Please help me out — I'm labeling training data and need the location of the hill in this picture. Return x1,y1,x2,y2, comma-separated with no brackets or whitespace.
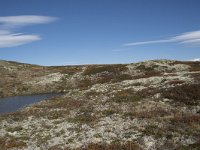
0,59,200,150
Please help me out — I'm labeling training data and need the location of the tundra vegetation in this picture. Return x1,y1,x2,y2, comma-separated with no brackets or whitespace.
0,59,200,150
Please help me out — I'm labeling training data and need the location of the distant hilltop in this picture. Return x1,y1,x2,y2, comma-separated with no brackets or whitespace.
0,59,200,98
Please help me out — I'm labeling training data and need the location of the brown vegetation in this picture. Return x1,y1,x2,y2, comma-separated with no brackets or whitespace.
83,64,127,76
110,89,142,103
75,141,142,150
162,84,200,105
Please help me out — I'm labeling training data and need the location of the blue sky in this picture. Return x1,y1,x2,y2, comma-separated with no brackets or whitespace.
0,0,200,65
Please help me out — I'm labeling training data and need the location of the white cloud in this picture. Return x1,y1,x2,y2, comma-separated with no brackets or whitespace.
123,30,200,47
190,58,200,61
0,15,57,28
0,15,57,48
0,31,40,48
123,39,173,46
173,30,200,41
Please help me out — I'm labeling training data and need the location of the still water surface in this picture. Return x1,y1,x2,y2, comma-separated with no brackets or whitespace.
0,93,58,114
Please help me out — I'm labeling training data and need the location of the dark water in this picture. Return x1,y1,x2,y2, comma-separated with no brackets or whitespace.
0,93,58,114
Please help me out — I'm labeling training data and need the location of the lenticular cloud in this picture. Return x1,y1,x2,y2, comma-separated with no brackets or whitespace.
0,15,57,48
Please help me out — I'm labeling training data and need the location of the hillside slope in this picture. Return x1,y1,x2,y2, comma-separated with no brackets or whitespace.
0,59,200,150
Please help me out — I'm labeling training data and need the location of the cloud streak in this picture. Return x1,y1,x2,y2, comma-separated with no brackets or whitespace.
0,31,40,48
0,15,57,48
0,15,57,28
123,30,200,47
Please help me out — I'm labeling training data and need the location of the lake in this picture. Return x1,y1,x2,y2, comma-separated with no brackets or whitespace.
0,93,59,114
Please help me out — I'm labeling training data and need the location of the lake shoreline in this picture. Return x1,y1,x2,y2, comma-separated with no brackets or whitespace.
0,93,62,114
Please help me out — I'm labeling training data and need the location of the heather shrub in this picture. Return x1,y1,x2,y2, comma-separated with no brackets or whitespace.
162,84,200,105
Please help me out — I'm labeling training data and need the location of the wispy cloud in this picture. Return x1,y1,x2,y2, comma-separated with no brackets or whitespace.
0,15,57,28
123,39,174,46
190,58,200,61
0,31,40,48
0,15,58,48
123,30,200,47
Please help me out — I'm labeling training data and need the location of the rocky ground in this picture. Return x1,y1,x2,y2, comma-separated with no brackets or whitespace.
0,59,200,150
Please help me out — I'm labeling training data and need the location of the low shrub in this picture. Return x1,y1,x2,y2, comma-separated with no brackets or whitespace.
112,74,133,82
75,141,142,150
69,106,97,124
0,137,27,149
77,78,93,89
172,61,200,71
168,80,185,85
6,126,23,133
83,64,127,75
162,84,200,105
111,89,142,103
136,64,162,78
171,114,200,125
102,109,116,116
